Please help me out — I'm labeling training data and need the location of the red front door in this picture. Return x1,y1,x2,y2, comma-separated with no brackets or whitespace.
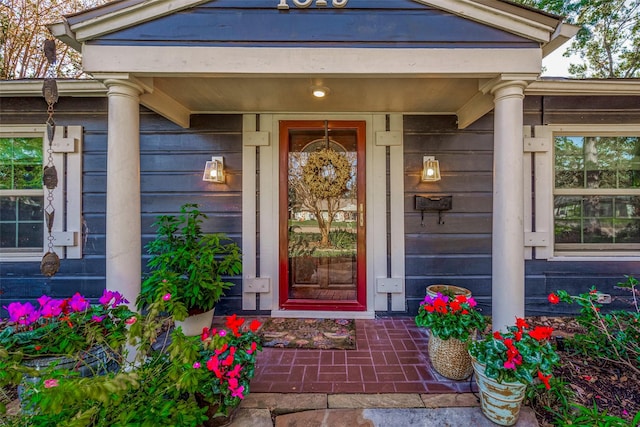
279,120,366,311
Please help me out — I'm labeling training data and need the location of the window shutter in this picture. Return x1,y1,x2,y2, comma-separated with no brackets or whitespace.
51,126,83,259
523,125,553,259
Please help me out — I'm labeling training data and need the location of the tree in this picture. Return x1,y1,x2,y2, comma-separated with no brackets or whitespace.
0,0,108,79
514,0,640,78
288,150,356,248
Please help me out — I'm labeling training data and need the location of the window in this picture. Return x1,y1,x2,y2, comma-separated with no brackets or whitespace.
0,126,83,261
554,135,640,251
0,133,45,254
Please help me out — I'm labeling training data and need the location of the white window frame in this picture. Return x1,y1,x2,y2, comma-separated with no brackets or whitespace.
0,125,83,261
526,124,640,261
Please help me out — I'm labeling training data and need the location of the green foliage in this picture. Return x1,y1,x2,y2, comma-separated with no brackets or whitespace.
549,282,640,374
138,203,242,316
0,286,262,426
328,228,356,249
415,293,487,341
512,0,640,78
552,402,640,427
525,376,575,423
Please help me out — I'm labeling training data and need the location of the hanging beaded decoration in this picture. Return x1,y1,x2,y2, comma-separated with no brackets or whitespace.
40,39,60,277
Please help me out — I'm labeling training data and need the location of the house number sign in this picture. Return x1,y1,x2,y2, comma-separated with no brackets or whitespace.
277,0,348,9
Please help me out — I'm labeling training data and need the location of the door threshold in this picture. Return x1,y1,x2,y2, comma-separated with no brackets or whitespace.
270,309,375,319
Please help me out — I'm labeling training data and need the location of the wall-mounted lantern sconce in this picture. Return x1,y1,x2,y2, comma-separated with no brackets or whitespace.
421,156,441,182
202,156,225,183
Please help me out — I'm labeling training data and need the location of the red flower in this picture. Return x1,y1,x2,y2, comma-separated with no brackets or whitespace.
226,314,245,337
528,326,553,341
449,300,461,312
493,331,503,340
515,317,529,331
454,295,468,304
548,293,560,304
249,319,261,332
537,370,552,389
433,298,448,314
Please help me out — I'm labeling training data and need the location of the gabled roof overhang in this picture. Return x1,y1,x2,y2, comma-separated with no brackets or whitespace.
48,0,579,128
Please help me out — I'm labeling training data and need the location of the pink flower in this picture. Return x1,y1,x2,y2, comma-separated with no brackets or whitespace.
125,316,137,325
44,379,59,388
247,341,257,355
162,293,171,301
91,315,105,322
68,293,90,312
40,299,64,318
5,302,39,325
218,330,226,337
504,360,517,370
230,385,245,399
193,362,201,369
99,290,128,308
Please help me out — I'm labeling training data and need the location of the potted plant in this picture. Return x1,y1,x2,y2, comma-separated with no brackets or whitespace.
0,290,137,407
137,203,242,335
468,318,560,426
0,287,262,426
415,292,487,380
426,284,472,299
192,314,262,425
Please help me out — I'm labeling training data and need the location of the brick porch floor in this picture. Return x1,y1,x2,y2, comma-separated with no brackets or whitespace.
250,317,478,394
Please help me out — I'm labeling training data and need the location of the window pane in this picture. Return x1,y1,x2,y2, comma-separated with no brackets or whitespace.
0,196,44,249
615,219,640,243
555,220,581,243
555,136,640,190
555,136,584,189
583,218,613,243
554,195,640,245
0,137,43,190
0,223,17,247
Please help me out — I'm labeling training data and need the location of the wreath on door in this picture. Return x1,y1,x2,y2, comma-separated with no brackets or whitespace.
302,148,352,199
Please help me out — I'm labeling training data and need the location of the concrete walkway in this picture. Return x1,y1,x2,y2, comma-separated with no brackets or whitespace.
231,393,539,426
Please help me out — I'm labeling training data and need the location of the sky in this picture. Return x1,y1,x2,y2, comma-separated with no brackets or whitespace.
541,46,576,77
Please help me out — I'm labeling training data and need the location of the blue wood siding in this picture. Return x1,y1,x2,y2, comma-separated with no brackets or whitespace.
403,95,640,318
0,99,244,315
403,114,494,317
89,0,536,48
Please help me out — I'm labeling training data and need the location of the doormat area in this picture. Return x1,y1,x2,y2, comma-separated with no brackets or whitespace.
258,318,356,350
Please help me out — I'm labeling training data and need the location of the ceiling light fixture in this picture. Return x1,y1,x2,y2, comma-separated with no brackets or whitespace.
311,86,329,98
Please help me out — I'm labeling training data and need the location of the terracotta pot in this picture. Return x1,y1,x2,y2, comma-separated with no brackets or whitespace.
175,308,215,336
195,394,238,427
426,284,472,299
428,333,473,380
471,358,527,426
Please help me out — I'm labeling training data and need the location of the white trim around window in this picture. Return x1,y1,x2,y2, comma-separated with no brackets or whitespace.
0,125,83,262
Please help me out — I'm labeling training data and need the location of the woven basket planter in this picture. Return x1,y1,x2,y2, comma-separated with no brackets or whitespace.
427,333,473,380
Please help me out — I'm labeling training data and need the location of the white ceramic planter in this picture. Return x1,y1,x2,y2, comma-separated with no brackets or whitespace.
175,308,215,336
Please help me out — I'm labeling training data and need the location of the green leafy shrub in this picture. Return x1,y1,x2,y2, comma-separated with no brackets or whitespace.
137,203,242,318
548,280,640,375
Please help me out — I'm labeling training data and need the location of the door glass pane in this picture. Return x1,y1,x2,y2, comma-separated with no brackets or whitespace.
287,127,358,301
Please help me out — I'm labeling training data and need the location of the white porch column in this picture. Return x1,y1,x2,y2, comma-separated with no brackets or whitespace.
103,79,143,308
491,80,527,331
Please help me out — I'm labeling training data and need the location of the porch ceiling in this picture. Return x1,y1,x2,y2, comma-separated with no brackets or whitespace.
139,75,484,123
